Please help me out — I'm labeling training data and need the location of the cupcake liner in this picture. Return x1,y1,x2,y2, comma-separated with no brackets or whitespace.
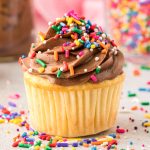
24,72,125,137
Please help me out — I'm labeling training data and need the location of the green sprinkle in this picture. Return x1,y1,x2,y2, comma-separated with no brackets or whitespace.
19,143,31,148
51,25,59,31
34,140,42,146
72,27,82,34
57,25,62,31
96,31,102,35
80,19,86,24
95,67,101,74
45,145,52,150
140,65,150,70
36,59,47,68
128,93,137,97
146,45,150,52
57,70,62,78
48,139,53,144
34,131,39,135
32,45,35,48
141,102,150,106
78,39,85,44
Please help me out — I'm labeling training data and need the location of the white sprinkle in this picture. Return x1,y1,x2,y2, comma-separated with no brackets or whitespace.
76,55,80,59
97,65,101,69
68,29,71,32
99,37,103,41
95,57,99,61
102,41,105,45
90,48,93,52
60,36,62,38
114,50,118,55
84,33,88,36
56,17,60,21
60,67,64,71
72,47,75,50
70,23,74,27
112,46,117,51
84,69,87,72
28,68,33,73
102,33,106,38
48,21,52,26
47,49,51,52
38,51,42,54
81,27,86,30
82,23,85,25
43,40,47,44
64,13,67,17
94,28,98,32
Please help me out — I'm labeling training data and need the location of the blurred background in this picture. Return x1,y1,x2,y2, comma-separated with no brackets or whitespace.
0,0,149,64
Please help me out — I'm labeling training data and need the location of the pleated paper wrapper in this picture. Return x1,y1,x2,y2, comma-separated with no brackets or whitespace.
24,72,125,137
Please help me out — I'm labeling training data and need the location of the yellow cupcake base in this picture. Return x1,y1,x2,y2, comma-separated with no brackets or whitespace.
24,72,125,137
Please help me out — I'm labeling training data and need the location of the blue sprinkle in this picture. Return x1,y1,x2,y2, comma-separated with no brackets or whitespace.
26,138,35,142
86,24,90,29
72,142,78,147
93,42,99,47
83,139,91,144
0,104,4,109
79,142,83,146
87,20,92,26
138,88,150,92
109,133,116,138
21,55,26,59
91,138,97,142
8,102,17,107
57,143,68,147
91,146,97,150
60,22,66,27
22,132,27,138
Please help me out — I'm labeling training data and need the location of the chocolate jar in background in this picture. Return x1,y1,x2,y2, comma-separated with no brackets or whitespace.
0,0,33,60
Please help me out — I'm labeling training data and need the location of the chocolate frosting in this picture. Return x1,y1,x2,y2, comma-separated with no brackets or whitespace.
20,10,124,86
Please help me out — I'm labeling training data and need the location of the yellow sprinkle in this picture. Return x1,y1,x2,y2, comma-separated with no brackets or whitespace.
69,65,74,76
38,67,45,73
74,40,80,46
67,17,73,26
38,31,45,42
54,51,59,61
71,34,75,40
72,18,82,25
72,147,76,150
91,44,96,49
144,114,150,119
28,131,34,136
144,122,150,127
0,119,5,124
34,145,40,150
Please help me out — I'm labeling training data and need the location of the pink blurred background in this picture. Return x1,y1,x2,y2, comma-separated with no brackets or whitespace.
33,0,106,32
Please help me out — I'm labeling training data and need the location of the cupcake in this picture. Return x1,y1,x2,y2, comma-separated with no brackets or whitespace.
20,10,125,137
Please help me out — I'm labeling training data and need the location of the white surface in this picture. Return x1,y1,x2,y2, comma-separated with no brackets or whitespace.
0,61,150,150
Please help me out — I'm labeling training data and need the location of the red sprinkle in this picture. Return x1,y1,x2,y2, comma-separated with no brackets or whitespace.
30,52,36,59
12,140,21,147
116,128,125,134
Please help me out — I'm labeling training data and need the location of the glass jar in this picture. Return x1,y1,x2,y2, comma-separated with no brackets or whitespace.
0,0,33,60
107,0,150,65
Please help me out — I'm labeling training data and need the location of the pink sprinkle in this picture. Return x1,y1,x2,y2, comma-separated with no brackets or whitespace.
90,75,98,82
79,51,84,57
67,10,80,20
93,35,99,40
116,128,125,134
65,50,69,58
9,93,20,99
70,43,76,47
147,81,150,85
62,27,68,32
63,43,67,47
98,26,103,32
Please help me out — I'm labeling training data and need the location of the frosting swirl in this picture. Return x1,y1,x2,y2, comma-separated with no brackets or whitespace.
20,10,124,86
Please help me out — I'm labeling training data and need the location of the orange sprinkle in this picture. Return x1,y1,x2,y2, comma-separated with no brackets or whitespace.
101,49,107,54
69,65,74,76
91,141,103,145
54,51,59,61
51,67,58,72
131,106,138,111
133,69,140,76
83,143,89,147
